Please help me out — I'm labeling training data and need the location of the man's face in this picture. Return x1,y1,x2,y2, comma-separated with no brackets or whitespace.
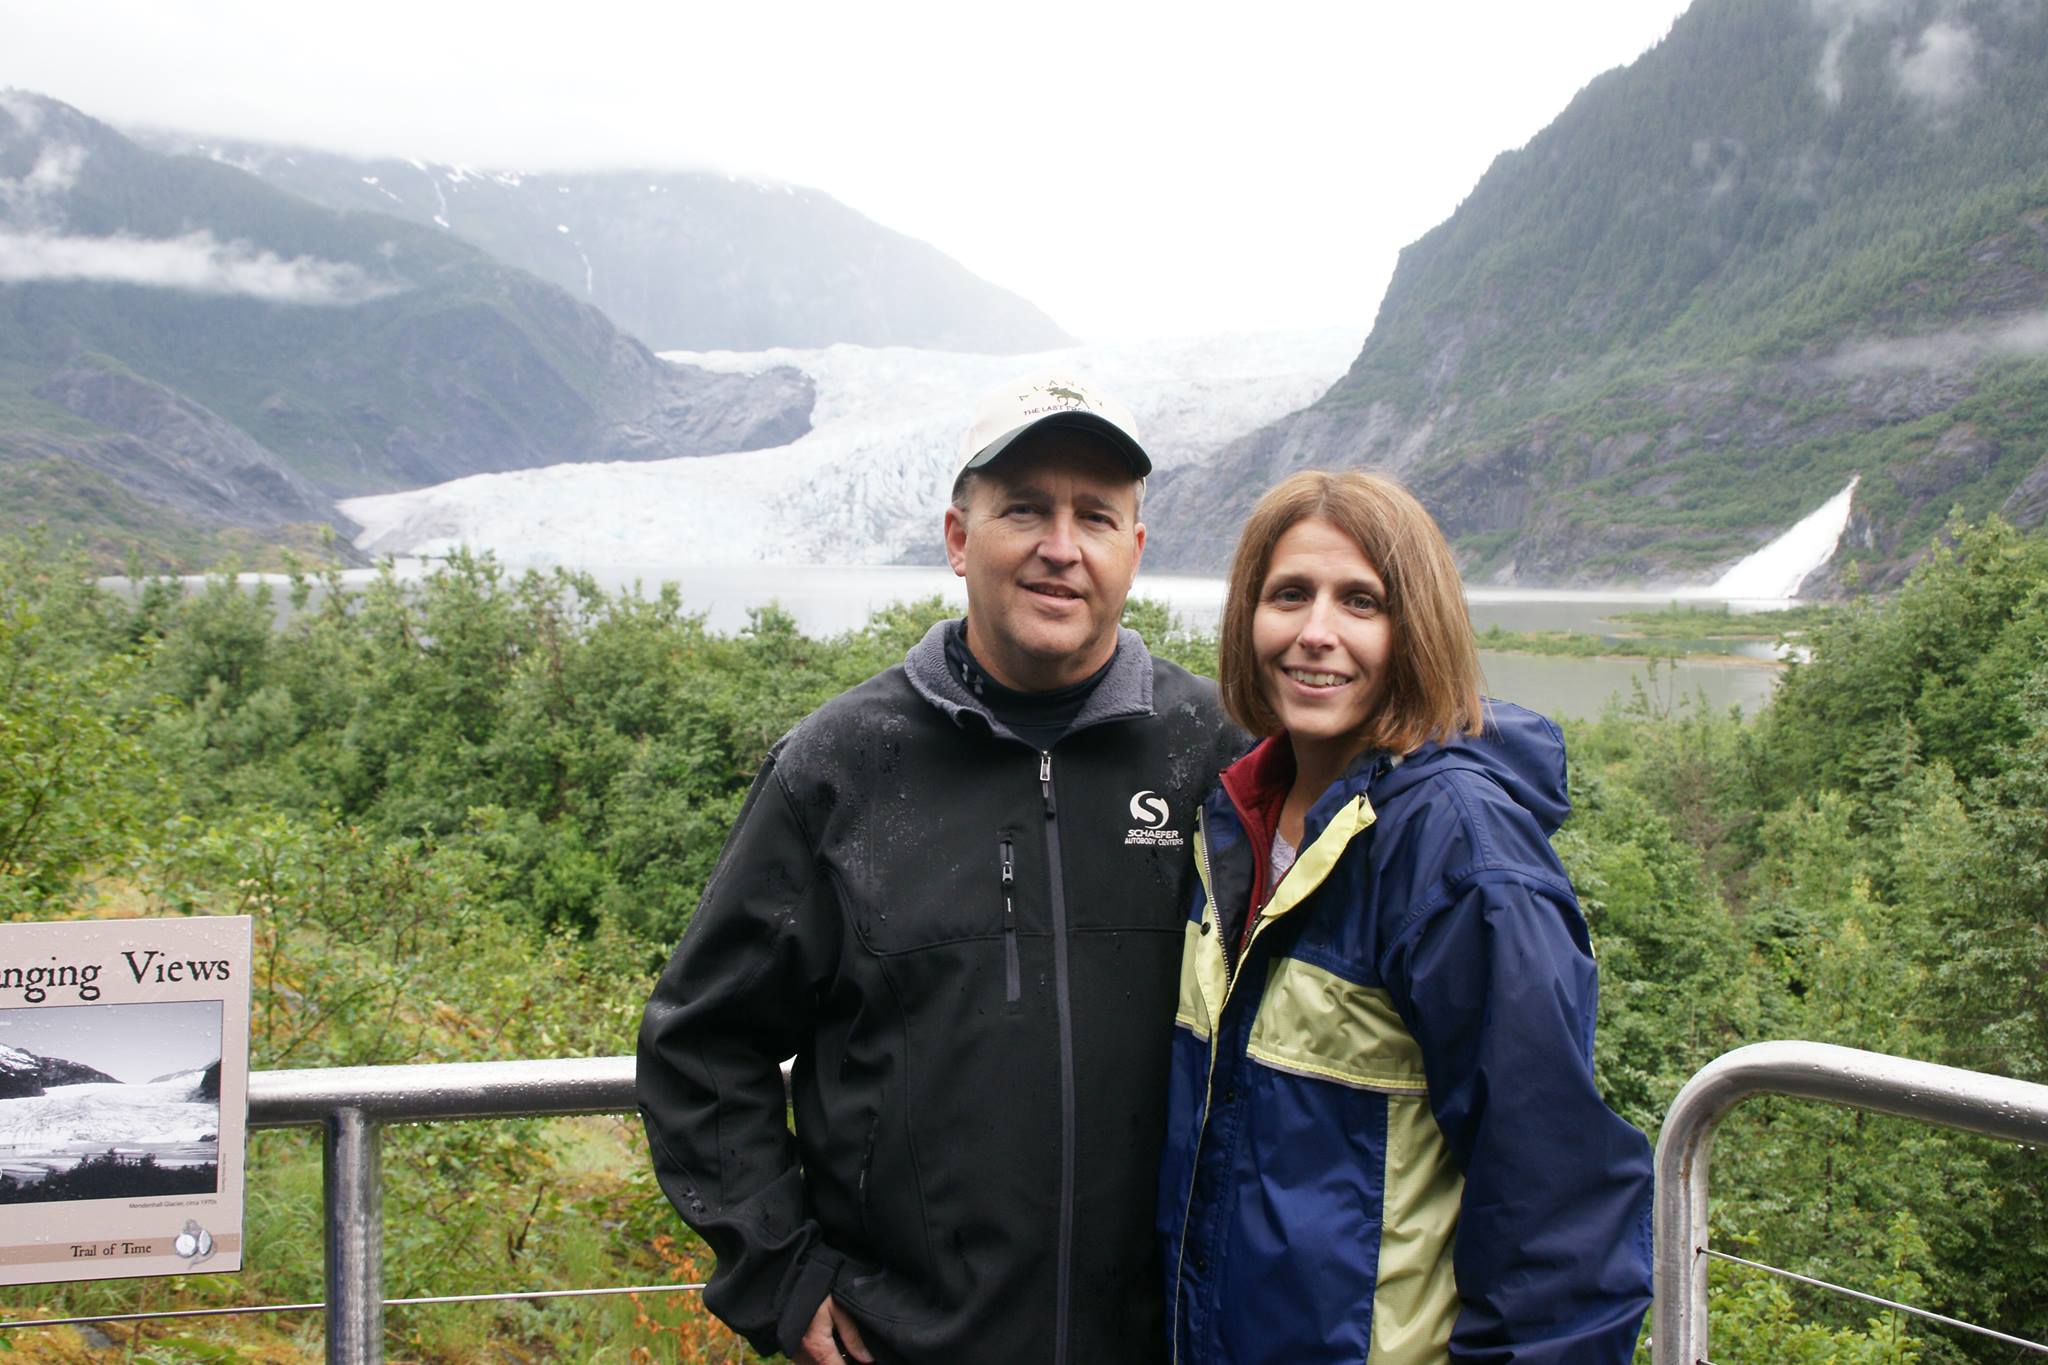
943,431,1146,692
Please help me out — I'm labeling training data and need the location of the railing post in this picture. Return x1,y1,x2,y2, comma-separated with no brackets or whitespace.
1652,1080,1715,1365
252,1058,640,1361
323,1107,383,1365
1651,1041,2048,1365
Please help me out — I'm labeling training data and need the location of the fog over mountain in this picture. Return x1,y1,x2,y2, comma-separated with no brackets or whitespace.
137,133,1075,356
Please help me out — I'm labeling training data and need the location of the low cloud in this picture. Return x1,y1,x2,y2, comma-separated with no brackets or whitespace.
0,142,87,227
1806,0,1986,113
1815,29,1849,105
0,229,404,305
0,89,46,135
1690,137,1747,199
1891,18,1983,109
1821,310,2048,375
1807,0,1914,20
1808,0,1911,106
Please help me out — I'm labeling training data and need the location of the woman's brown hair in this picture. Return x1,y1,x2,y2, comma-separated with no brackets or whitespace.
1217,469,1484,753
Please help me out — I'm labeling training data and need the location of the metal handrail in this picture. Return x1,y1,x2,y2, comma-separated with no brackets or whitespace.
17,1042,2045,1364
1652,1040,2048,1365
0,1058,651,1357
252,1055,638,1126
3,1054,793,1361
244,1055,639,1365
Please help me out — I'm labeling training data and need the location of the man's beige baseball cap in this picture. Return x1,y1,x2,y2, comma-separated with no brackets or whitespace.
956,372,1151,480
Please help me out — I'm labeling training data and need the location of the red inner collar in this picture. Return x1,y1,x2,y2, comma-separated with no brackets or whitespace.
1218,735,1297,947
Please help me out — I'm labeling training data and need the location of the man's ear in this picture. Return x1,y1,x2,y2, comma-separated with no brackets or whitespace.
1131,520,1146,575
944,504,971,577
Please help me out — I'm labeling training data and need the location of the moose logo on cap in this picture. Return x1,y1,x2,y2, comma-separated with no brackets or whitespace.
1020,379,1093,414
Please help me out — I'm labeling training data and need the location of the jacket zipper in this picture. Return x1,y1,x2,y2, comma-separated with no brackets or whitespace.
1170,812,1221,1364
1170,794,1375,1362
856,1111,882,1240
999,836,1020,1003
1225,885,1278,993
1220,780,1279,993
1040,749,1076,1365
1168,807,1272,1360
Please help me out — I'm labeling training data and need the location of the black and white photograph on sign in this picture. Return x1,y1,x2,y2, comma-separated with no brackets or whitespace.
0,1001,223,1206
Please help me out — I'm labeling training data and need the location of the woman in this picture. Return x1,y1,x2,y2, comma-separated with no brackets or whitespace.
1158,471,1653,1363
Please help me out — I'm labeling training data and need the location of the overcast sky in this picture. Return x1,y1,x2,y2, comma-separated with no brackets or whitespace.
0,1001,220,1084
6,0,1694,341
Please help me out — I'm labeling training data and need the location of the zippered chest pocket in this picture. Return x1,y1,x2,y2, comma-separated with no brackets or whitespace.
999,836,1022,1003
840,820,1034,957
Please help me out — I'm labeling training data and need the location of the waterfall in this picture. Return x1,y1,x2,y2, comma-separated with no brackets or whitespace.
1708,476,1860,600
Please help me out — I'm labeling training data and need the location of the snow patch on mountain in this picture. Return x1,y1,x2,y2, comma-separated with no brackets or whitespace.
341,329,1359,566
148,1066,210,1087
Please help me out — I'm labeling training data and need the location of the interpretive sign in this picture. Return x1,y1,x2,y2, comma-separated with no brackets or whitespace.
0,916,251,1286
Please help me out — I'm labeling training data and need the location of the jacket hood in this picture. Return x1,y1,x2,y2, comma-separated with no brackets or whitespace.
1371,699,1571,835
1165,692,1648,1365
901,618,1156,743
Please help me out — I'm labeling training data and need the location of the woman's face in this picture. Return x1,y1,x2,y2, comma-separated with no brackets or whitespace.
1252,516,1393,767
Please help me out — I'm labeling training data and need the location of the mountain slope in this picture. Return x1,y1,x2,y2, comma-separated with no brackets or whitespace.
139,135,1074,355
0,1042,119,1099
0,91,814,566
1145,0,2048,589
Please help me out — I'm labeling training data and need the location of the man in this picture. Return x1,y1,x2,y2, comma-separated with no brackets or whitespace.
636,374,1245,1365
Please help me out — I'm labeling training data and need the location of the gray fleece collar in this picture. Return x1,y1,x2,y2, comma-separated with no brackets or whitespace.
903,619,1155,744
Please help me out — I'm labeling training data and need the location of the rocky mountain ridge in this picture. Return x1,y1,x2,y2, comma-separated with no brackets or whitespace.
1145,0,2048,591
139,134,1073,356
0,1041,119,1099
147,1061,222,1100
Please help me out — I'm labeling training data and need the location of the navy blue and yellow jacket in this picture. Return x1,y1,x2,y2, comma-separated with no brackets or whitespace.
1158,701,1653,1363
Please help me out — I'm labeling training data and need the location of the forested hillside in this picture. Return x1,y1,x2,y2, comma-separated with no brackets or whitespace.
3,516,2044,1360
1147,0,2048,590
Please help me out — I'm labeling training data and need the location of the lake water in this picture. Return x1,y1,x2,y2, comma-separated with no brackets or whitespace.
550,563,1784,722
127,560,1786,722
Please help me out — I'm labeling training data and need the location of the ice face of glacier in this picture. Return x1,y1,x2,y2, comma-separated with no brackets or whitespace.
339,329,1362,568
0,1078,220,1145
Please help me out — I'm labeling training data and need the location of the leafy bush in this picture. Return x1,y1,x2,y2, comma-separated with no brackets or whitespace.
7,529,2048,1360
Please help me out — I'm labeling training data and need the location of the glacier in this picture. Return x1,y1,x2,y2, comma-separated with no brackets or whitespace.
339,329,1856,603
0,1079,217,1148
340,329,1362,566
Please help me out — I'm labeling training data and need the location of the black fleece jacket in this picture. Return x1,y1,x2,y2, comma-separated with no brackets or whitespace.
636,622,1245,1364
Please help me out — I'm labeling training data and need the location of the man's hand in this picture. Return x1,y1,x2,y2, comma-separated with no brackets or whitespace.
795,1293,873,1365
